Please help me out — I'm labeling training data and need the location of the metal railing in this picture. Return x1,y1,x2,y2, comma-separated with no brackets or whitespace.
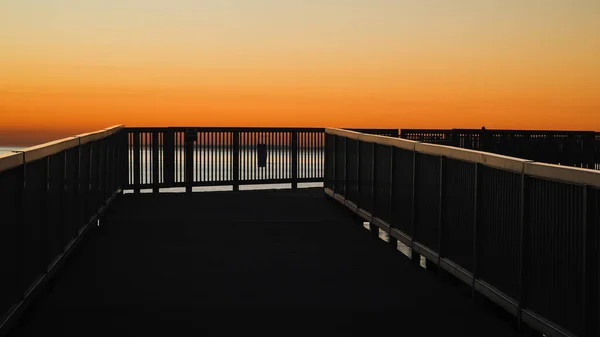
122,127,399,192
594,132,600,170
0,126,126,334
401,129,599,170
325,128,599,337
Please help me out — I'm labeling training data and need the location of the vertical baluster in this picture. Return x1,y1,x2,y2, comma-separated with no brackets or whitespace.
185,131,193,193
261,132,265,181
152,132,159,193
200,132,205,183
179,132,183,183
147,133,151,186
291,131,298,189
277,132,281,180
164,129,174,186
241,132,245,182
218,131,222,182
212,132,216,183
250,132,254,181
233,131,239,190
128,133,132,187
133,132,140,194
312,132,316,179
268,132,273,181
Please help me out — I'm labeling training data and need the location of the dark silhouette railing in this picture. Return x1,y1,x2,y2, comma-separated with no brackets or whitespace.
596,132,600,168
325,128,599,337
401,129,599,170
2,124,596,337
122,127,399,193
0,126,126,334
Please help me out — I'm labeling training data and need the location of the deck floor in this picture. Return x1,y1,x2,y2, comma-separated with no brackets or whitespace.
9,188,525,336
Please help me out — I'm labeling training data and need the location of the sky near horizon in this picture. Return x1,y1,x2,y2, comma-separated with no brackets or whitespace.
1,0,599,145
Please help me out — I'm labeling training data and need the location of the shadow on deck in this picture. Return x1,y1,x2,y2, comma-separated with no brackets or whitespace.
9,188,527,336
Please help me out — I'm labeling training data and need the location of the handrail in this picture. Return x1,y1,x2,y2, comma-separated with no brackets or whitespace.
0,125,124,173
524,162,600,188
327,127,599,182
0,124,126,336
400,127,599,171
0,152,24,173
324,127,599,337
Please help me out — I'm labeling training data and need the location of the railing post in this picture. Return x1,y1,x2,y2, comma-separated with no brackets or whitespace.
74,138,82,235
332,135,337,194
581,185,589,336
111,133,118,193
344,138,349,200
516,165,529,331
324,132,330,191
370,142,378,239
233,131,240,191
60,150,68,250
40,156,50,272
105,137,111,199
152,132,159,193
583,185,598,337
118,130,127,191
133,132,140,194
82,142,89,223
428,155,443,274
100,139,106,204
291,131,298,189
410,149,420,266
356,137,361,210
185,138,194,194
388,146,397,250
472,162,480,297
15,152,26,301
164,129,175,186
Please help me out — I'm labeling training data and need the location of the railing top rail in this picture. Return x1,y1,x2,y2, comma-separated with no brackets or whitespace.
75,125,123,145
400,129,455,132
327,128,417,151
124,126,399,134
525,162,600,188
344,128,399,134
0,152,24,173
415,142,531,173
401,128,598,135
124,127,326,133
453,128,597,134
0,125,124,174
327,127,600,182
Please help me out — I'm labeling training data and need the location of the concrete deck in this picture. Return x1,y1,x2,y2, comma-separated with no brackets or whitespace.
8,188,526,336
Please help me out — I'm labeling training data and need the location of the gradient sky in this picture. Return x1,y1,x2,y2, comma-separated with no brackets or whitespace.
1,0,599,145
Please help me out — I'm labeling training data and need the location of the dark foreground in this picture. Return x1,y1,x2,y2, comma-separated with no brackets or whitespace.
8,188,525,336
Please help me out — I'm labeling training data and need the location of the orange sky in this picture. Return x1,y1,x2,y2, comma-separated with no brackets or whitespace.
1,0,599,145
